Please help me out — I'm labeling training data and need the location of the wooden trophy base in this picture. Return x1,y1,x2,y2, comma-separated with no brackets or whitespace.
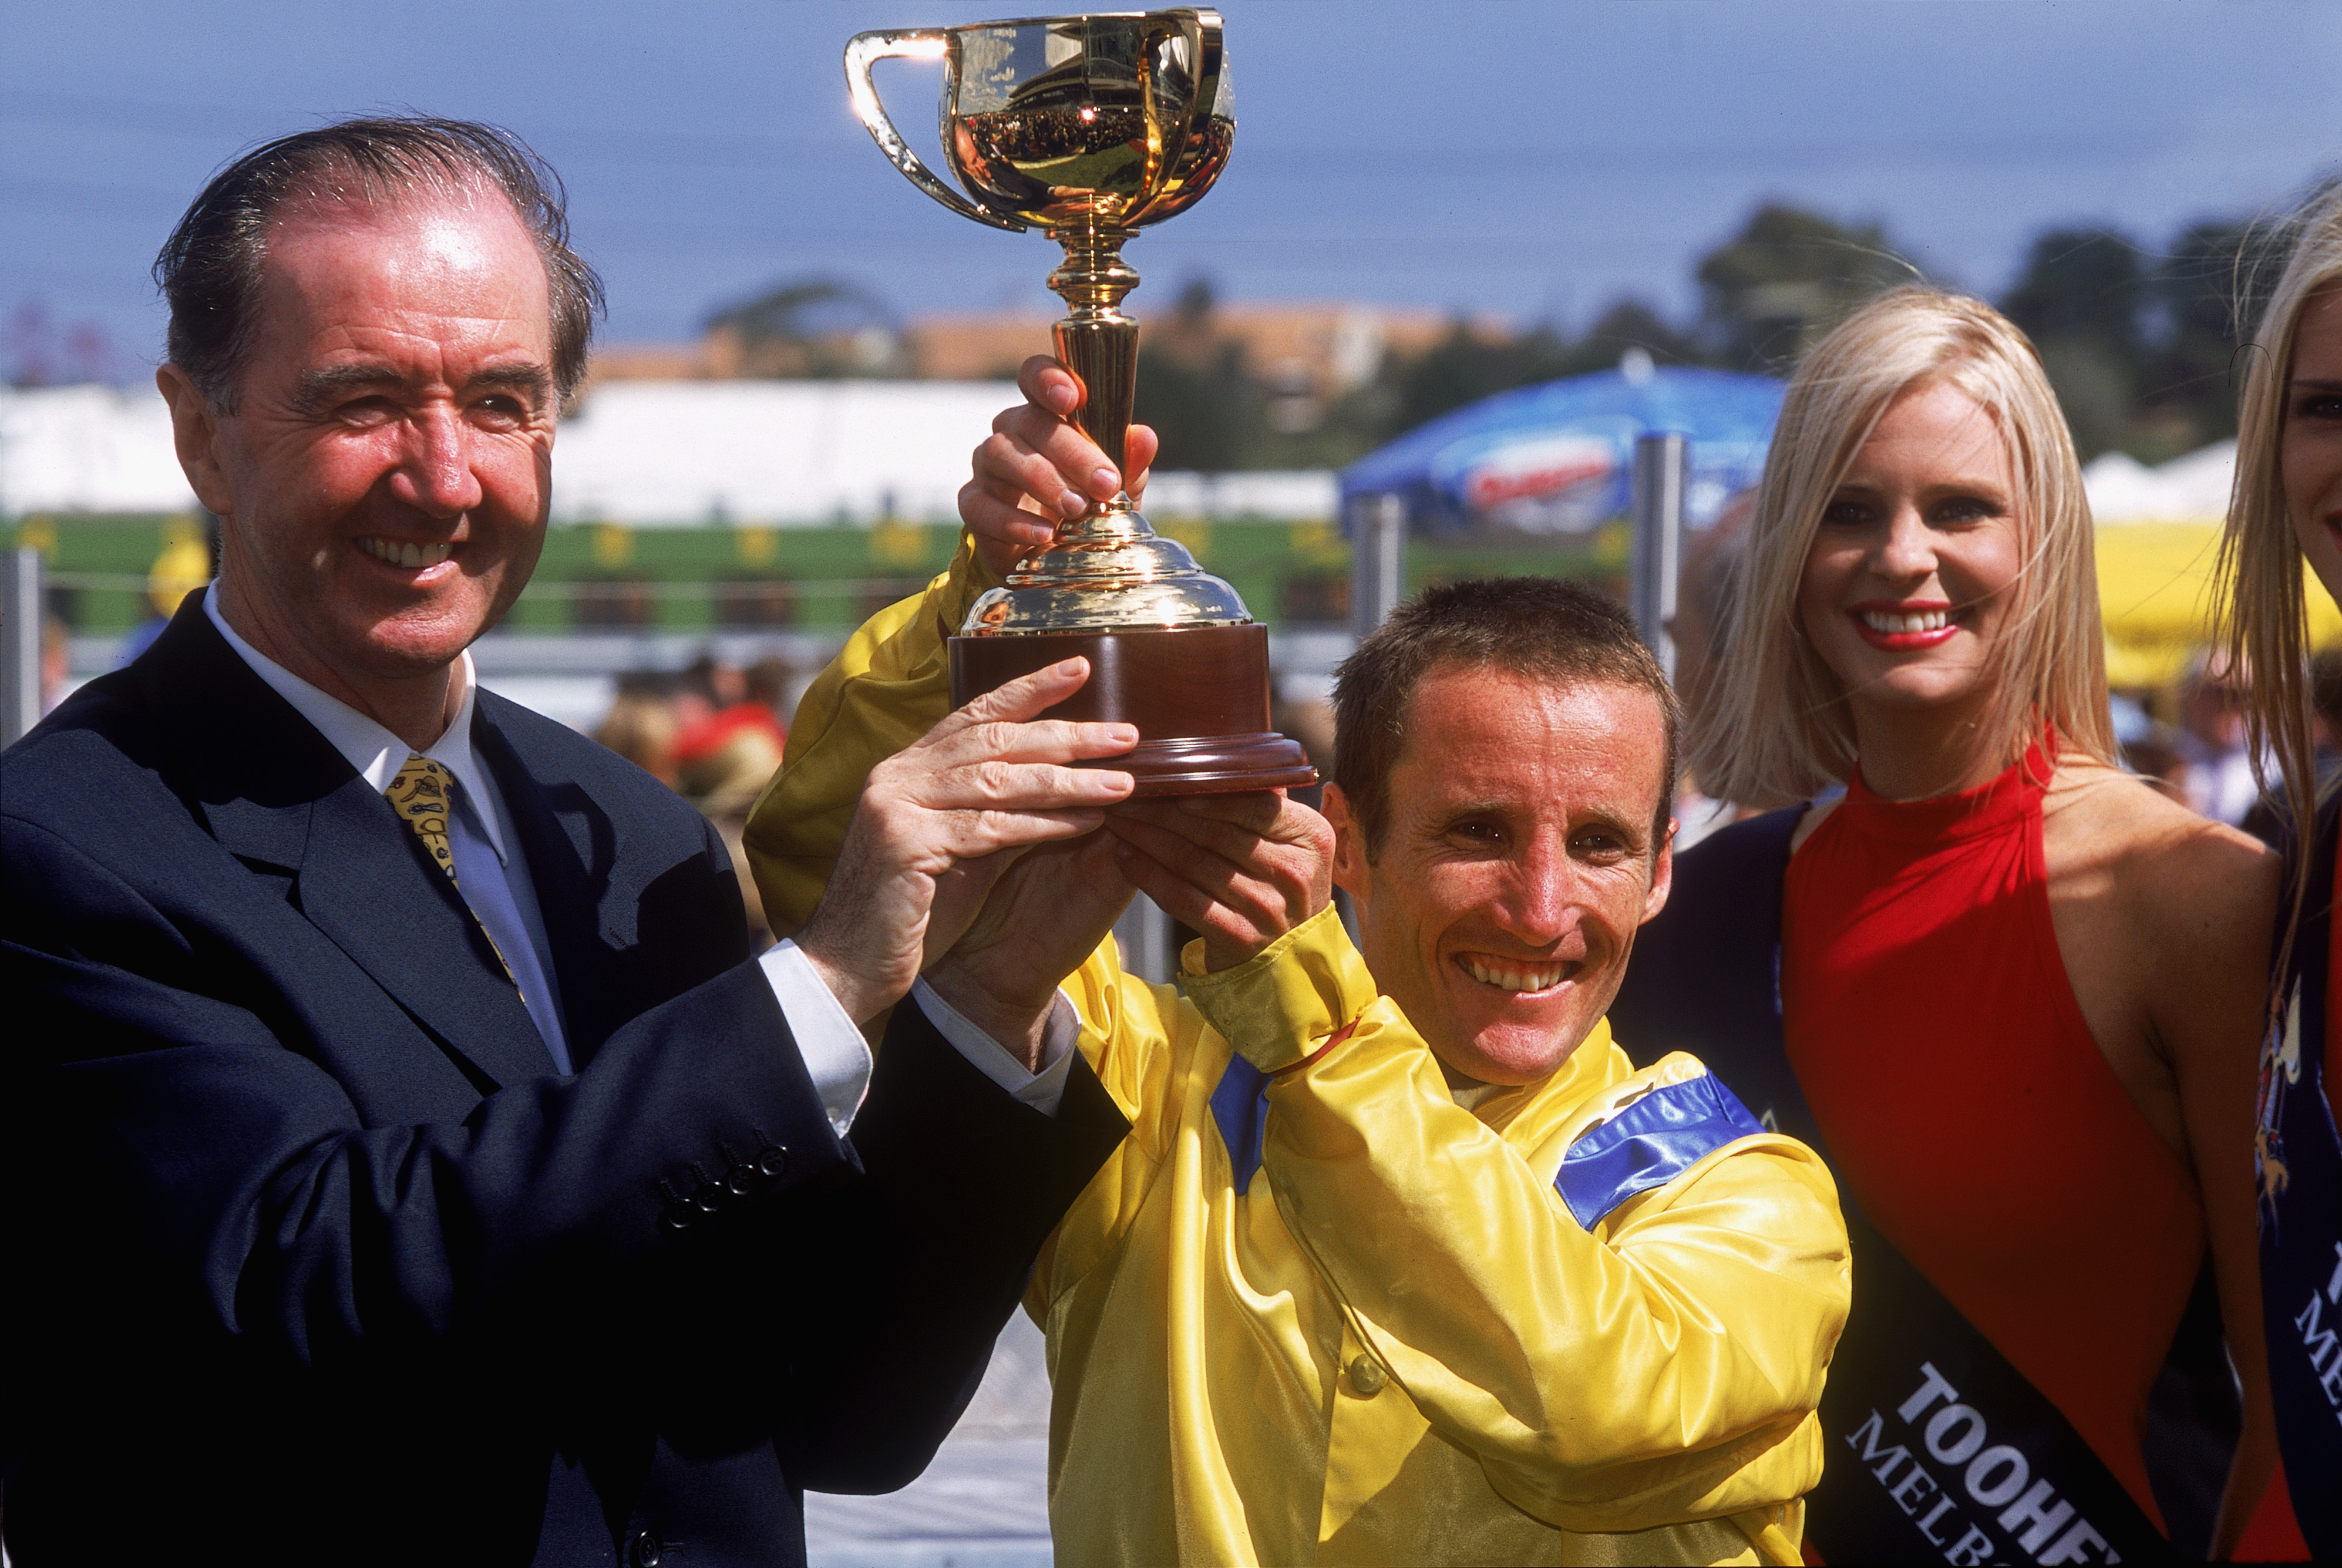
949,623,1318,798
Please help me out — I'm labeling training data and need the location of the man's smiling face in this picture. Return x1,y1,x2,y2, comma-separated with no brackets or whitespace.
163,183,557,702
1328,665,1674,1087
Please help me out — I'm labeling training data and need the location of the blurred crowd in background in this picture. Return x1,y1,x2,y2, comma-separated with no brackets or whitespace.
590,652,793,940
573,645,1344,948
25,567,2301,955
553,603,2300,957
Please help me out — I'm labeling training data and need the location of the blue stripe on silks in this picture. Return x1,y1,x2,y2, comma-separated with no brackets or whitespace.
1556,1072,1765,1229
1209,1053,1273,1196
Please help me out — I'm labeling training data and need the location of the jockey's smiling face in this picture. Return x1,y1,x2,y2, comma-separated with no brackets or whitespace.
1326,665,1674,1089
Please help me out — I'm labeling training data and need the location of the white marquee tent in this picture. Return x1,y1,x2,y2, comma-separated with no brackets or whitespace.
0,385,197,516
0,380,1339,525
550,379,1013,524
2082,440,2235,524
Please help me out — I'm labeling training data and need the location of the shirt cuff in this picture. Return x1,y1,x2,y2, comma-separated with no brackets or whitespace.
759,938,874,1136
1181,903,1380,1073
911,978,1078,1117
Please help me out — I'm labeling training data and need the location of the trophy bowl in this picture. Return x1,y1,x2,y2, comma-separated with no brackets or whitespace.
847,10,1315,796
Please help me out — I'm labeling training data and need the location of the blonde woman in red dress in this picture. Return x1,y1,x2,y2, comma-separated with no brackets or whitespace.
1612,287,2280,1560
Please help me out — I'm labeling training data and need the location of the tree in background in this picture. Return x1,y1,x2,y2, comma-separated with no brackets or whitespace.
1382,300,1708,436
1123,204,1917,472
1997,213,2300,460
1569,299,1707,377
2146,219,2263,452
1389,321,1572,435
1369,204,1917,446
702,278,909,379
1134,278,1262,472
1351,195,2298,465
2003,228,2149,351
671,183,2321,470
2000,229,2149,458
1694,203,1916,372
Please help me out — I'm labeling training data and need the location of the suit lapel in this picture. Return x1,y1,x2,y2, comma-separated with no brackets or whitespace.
134,602,556,1091
295,779,558,1089
471,697,615,1069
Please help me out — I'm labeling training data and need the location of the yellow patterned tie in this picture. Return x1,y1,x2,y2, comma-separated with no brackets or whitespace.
385,754,519,994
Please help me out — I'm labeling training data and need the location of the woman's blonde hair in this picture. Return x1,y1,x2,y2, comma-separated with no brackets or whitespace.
1693,286,2115,804
2214,183,2342,848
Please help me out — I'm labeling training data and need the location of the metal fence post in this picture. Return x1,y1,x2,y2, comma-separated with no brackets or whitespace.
2,546,43,748
1629,434,1687,682
1350,492,1406,640
1112,894,1179,987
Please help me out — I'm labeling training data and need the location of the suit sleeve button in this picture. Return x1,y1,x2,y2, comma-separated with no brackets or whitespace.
755,1145,789,1178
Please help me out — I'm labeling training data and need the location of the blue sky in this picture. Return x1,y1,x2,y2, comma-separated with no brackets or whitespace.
4,0,2336,376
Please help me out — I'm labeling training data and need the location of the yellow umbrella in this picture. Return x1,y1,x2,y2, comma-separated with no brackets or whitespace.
2095,520,2342,689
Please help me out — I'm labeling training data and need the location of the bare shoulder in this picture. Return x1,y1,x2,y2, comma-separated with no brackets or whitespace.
2044,756,2279,939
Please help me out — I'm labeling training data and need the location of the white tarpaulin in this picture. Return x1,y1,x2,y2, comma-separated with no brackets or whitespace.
0,379,1025,526
550,379,1018,526
1141,470,1338,520
0,385,198,516
551,383,1339,525
1,378,1337,527
2083,440,2236,523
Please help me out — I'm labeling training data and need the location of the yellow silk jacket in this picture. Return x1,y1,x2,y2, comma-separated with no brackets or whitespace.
745,541,1852,1567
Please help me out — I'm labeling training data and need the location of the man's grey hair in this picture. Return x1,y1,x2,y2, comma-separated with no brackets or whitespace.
154,116,604,411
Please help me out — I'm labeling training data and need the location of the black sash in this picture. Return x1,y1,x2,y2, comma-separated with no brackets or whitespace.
2262,793,2342,1556
1610,810,2173,1564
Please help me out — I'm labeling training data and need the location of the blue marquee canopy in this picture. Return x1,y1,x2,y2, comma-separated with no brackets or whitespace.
1340,365,1786,536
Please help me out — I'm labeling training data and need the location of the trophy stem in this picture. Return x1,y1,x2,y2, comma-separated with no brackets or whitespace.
981,211,1247,625
1047,220,1144,536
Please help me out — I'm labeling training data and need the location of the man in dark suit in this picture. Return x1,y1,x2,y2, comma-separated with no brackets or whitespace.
0,118,1132,1566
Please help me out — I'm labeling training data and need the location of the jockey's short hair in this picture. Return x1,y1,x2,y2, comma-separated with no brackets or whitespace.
1332,577,1678,859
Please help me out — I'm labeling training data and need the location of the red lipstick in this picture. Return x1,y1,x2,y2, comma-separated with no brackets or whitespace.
1849,600,1959,651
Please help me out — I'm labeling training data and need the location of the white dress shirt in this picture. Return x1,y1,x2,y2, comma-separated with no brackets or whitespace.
203,586,1075,1126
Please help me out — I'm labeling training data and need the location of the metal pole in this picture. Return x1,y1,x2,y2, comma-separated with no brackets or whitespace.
1112,894,1179,987
1350,492,1406,640
1629,433,1687,682
2,546,43,747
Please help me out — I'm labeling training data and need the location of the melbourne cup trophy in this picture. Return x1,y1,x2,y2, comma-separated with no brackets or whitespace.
846,9,1315,795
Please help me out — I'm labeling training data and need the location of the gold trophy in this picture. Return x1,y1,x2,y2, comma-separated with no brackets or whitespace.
847,9,1314,795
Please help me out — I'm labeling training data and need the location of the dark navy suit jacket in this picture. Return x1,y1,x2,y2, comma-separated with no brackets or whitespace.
0,601,1126,1566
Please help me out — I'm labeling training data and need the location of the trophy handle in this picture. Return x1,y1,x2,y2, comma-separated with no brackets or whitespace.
1129,8,1225,226
844,29,1028,234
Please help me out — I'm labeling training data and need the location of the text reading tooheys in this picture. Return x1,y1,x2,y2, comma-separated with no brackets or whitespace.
1845,1362,2121,1565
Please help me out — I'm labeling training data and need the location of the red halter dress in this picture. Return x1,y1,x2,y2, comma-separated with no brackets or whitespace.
1780,748,2202,1525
